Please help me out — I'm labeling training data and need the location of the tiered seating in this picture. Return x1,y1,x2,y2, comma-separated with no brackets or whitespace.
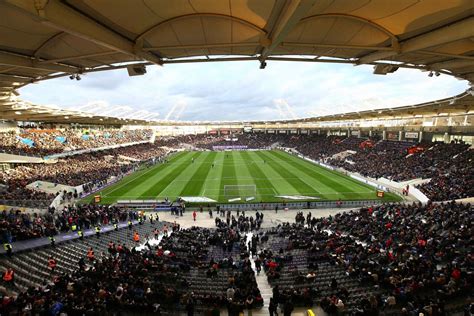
0,220,161,293
259,231,382,310
0,128,153,157
0,222,263,314
0,143,170,207
259,201,472,315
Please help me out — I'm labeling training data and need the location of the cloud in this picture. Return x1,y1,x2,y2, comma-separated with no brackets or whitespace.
19,61,468,121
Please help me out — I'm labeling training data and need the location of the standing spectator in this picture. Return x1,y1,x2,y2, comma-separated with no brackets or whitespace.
2,267,14,286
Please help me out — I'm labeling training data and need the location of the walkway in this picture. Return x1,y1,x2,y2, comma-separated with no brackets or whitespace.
246,232,327,316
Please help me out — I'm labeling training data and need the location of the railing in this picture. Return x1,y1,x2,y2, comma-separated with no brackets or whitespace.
0,150,43,158
216,199,384,211
0,199,52,209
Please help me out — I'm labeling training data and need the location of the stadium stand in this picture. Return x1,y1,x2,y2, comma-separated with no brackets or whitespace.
0,1,472,314
0,143,169,207
257,201,472,315
0,204,135,243
0,216,266,315
0,128,153,157
1,133,473,209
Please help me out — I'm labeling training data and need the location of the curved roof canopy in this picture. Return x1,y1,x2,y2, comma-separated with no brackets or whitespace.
0,0,473,124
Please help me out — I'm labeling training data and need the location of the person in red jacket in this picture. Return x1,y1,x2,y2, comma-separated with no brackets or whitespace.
87,247,95,262
2,268,14,285
48,256,57,273
192,211,197,221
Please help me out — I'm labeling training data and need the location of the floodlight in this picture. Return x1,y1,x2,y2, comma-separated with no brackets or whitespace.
127,64,147,76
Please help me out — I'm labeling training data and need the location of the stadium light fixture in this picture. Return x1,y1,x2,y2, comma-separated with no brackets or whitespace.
373,64,398,75
127,64,147,76
428,71,434,77
75,75,81,81
69,74,74,80
435,72,440,76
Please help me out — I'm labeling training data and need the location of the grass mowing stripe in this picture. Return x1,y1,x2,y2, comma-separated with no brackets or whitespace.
138,152,201,199
272,150,376,197
102,151,186,198
220,152,237,202
273,150,373,192
155,152,209,198
272,150,398,201
274,151,375,200
234,151,259,200
200,152,224,201
179,152,217,196
240,151,280,202
87,152,186,203
248,151,299,197
256,151,316,196
266,150,355,199
115,152,192,198
92,150,401,204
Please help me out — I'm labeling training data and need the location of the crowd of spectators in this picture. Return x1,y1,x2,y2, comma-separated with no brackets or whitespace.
0,225,263,315
0,128,152,157
197,133,472,201
417,147,474,201
258,201,472,315
1,131,472,208
0,143,170,206
0,204,136,243
328,141,471,182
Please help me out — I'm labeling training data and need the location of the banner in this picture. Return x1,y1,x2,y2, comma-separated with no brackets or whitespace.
18,137,34,147
407,145,424,154
405,132,419,139
359,140,374,149
82,135,90,140
55,136,66,144
212,145,248,150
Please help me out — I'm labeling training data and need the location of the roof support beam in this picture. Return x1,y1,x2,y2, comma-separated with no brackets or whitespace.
37,51,118,64
143,43,259,51
429,59,474,70
418,50,474,61
0,50,76,73
281,42,394,51
6,0,162,65
358,17,474,64
0,74,33,83
259,0,318,65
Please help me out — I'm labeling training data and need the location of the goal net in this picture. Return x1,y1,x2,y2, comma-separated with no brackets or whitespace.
224,185,256,199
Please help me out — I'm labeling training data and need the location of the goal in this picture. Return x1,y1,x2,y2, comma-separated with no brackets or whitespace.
224,185,256,199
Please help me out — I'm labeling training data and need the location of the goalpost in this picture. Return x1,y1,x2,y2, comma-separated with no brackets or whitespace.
224,185,257,199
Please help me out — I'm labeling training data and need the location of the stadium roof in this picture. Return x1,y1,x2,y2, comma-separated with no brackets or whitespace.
0,0,473,124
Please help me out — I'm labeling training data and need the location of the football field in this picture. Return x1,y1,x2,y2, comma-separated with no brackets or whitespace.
85,150,400,204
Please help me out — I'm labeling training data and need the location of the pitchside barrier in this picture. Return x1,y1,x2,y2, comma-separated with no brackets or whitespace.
217,199,384,211
115,200,172,210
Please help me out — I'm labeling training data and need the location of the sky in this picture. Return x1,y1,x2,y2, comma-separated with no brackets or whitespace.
19,60,468,122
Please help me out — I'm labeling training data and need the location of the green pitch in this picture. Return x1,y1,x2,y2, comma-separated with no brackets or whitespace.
84,150,400,204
